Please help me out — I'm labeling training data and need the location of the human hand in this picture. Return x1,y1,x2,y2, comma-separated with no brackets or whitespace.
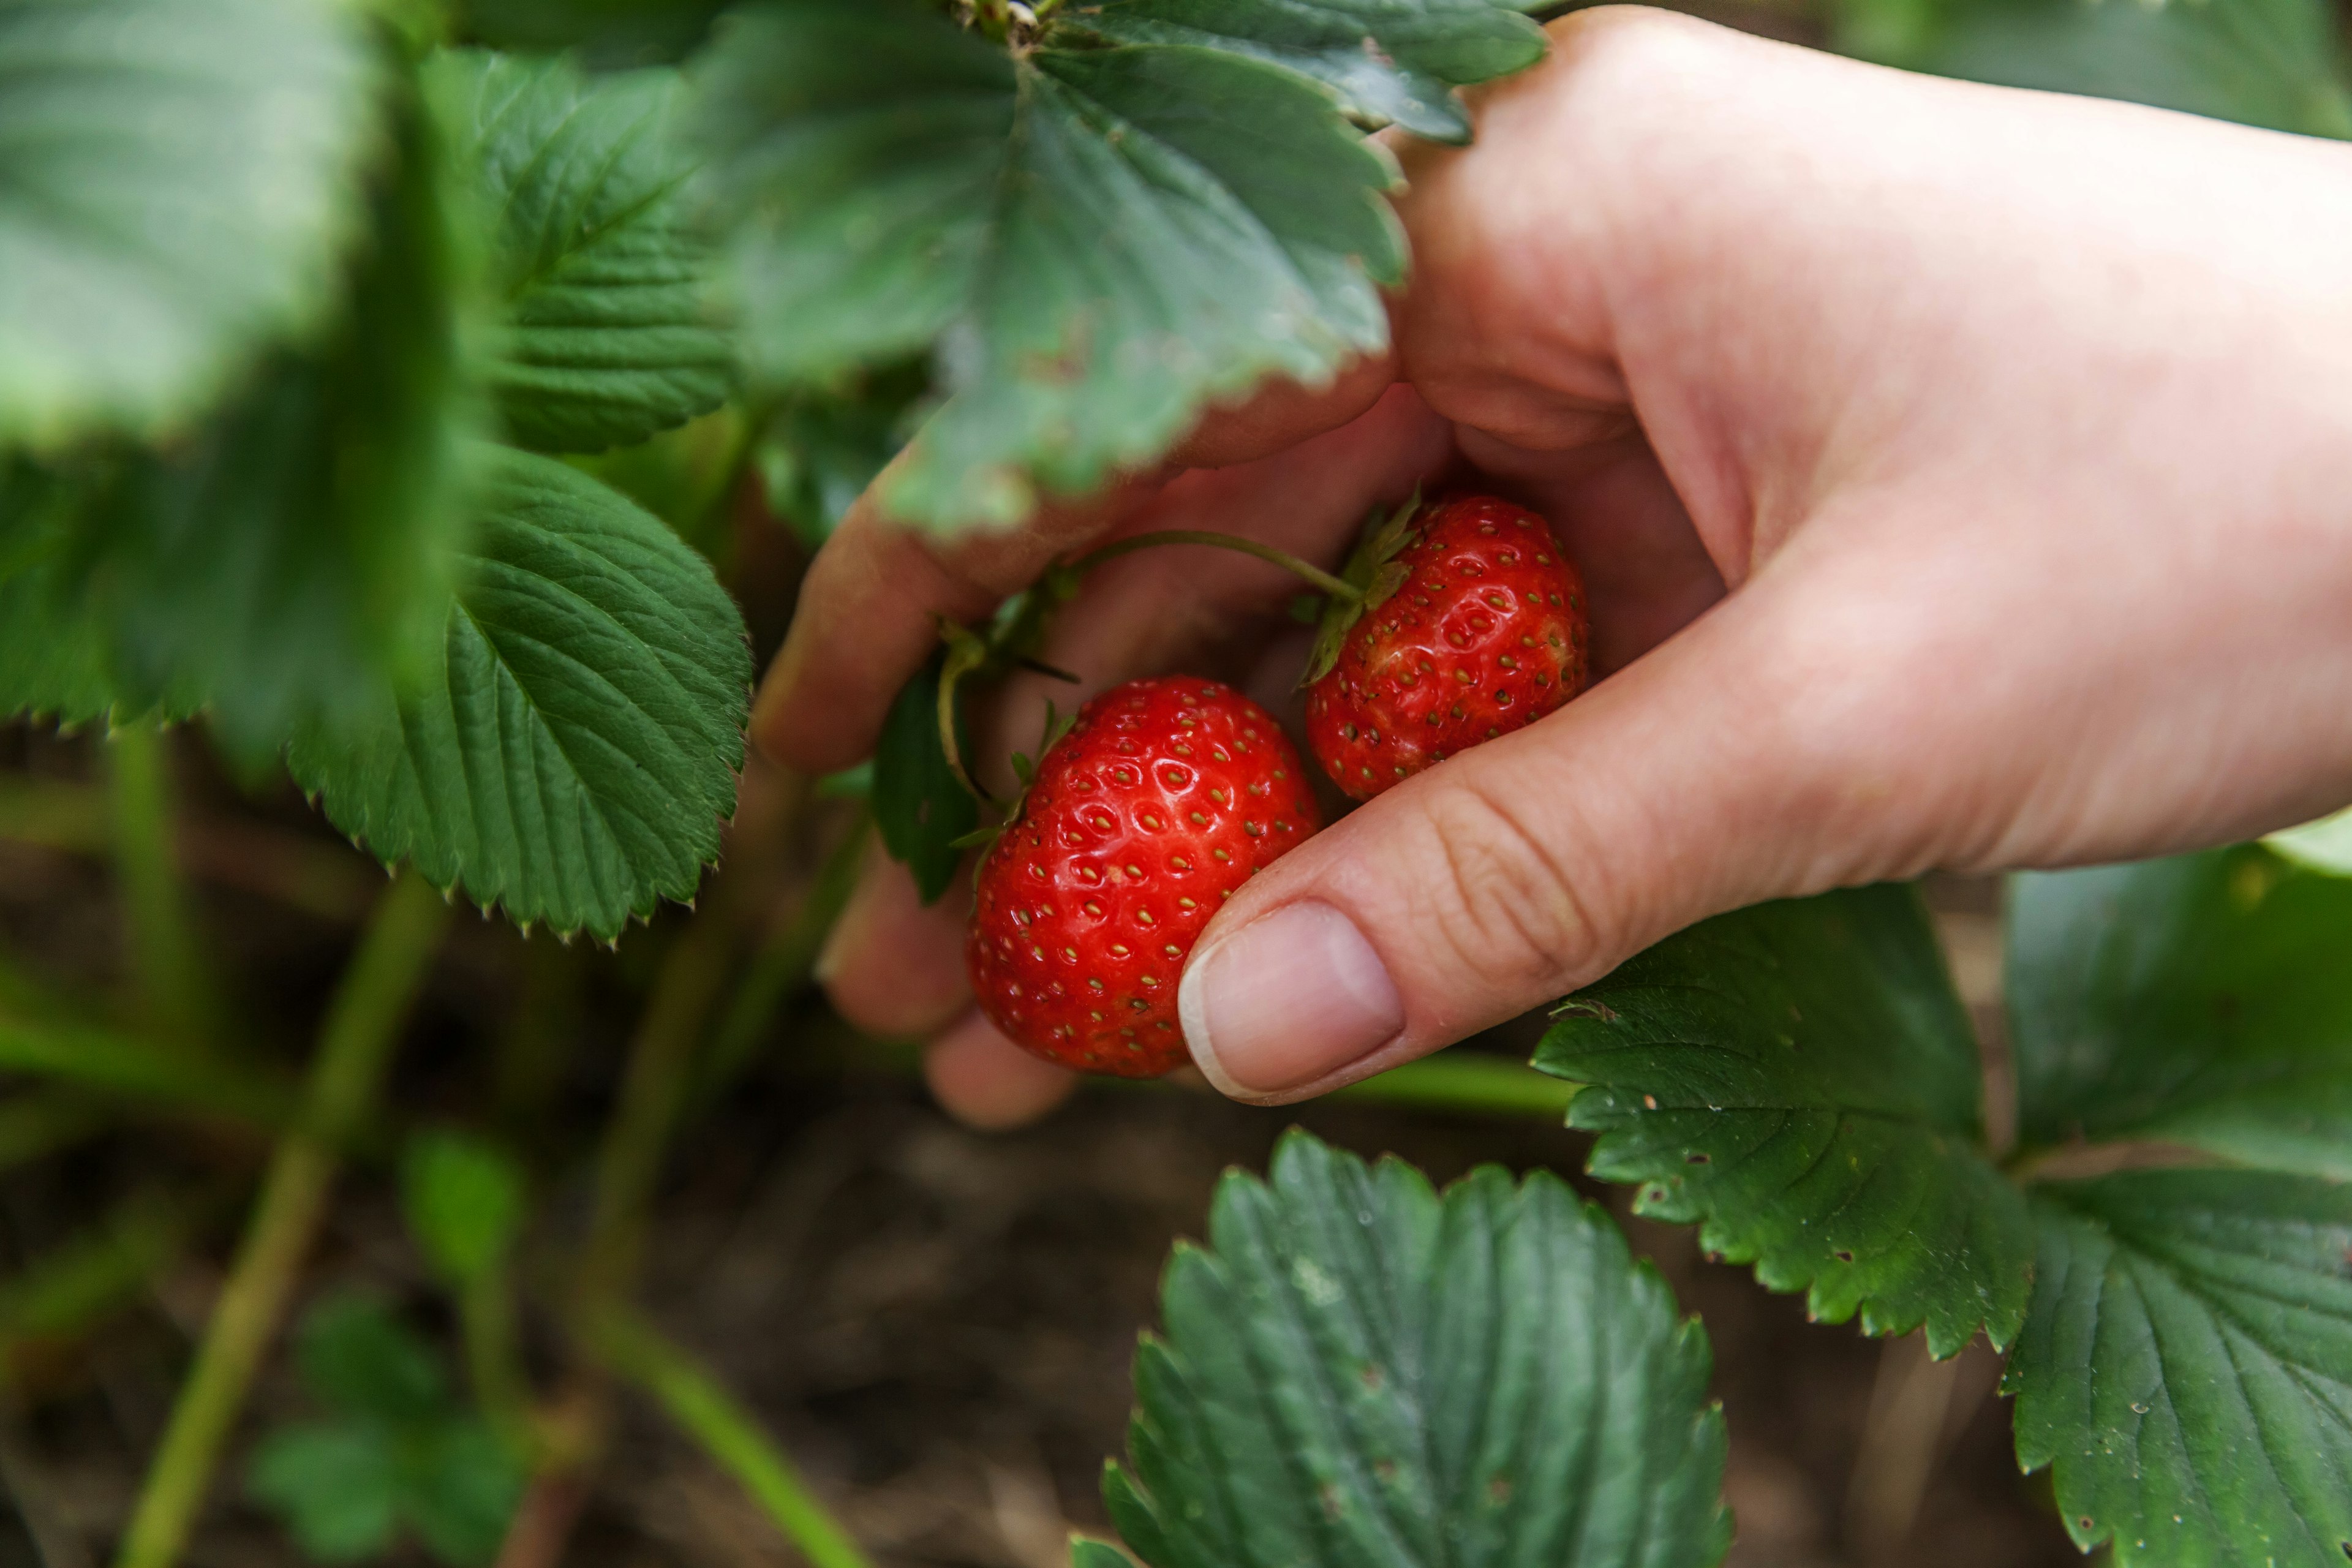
755,6,2352,1124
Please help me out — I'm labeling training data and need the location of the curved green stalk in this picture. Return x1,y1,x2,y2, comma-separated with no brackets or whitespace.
696,814,869,1102
594,1309,872,1568
1063,529,1359,600
112,873,448,1568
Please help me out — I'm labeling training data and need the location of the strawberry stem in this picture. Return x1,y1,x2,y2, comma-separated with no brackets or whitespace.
1064,530,1360,602
934,622,995,805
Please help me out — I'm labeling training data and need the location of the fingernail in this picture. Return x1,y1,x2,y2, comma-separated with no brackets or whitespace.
1180,902,1403,1097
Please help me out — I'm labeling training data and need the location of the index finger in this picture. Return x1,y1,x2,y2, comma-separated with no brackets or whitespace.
751,356,1395,774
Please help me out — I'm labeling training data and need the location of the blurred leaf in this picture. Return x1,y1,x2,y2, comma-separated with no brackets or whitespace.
0,460,119,725
1055,0,1547,142
756,363,931,549
249,1422,402,1563
872,650,977,905
288,448,751,939
252,1297,524,1567
1107,1129,1730,1568
401,1418,527,1567
458,0,727,62
0,1015,293,1126
696,0,1436,529
2267,804,2352,873
1536,886,2035,1357
573,406,748,563
431,49,733,454
0,83,483,763
1836,0,2352,137
402,1129,527,1285
298,1297,450,1426
0,0,383,448
2007,848,2352,1178
2004,1170,2352,1567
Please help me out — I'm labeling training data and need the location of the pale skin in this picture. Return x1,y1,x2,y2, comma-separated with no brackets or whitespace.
755,7,2352,1128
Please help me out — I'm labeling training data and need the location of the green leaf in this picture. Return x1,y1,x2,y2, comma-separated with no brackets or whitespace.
697,2,1408,529
1834,0,2352,138
0,83,481,762
2007,848,2352,1178
1055,0,1548,143
0,460,118,725
431,49,733,454
459,0,728,62
2267,804,2352,875
755,362,932,549
1535,886,2034,1357
1105,1129,1729,1568
288,448,751,940
2003,1170,2352,1567
872,650,979,905
297,1296,451,1426
0,0,383,448
401,1129,527,1286
248,1421,402,1564
400,1417,526,1567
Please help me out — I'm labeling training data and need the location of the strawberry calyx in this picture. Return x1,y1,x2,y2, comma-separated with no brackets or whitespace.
914,517,1397,864
947,699,1076,852
924,527,1365,812
1302,489,1422,687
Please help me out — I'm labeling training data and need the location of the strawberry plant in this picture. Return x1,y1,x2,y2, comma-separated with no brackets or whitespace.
0,0,2346,1566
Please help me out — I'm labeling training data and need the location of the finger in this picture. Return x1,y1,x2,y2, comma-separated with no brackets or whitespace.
753,363,1395,776
815,842,973,1039
1174,566,1891,1104
924,1011,1079,1130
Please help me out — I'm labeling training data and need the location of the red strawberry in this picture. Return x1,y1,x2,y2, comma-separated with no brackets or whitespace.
967,676,1324,1077
1305,494,1588,801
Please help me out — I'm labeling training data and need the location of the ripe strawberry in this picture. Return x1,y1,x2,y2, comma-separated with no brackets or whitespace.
967,676,1324,1077
1305,494,1588,801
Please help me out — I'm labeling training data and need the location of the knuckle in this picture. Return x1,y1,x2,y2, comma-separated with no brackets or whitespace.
1409,773,1617,995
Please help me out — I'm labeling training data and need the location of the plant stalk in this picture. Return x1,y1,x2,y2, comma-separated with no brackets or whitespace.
578,912,741,1302
594,1309,872,1568
1325,1054,1582,1118
462,1268,536,1461
105,723,219,1043
696,814,870,1103
1063,529,1360,600
111,873,448,1568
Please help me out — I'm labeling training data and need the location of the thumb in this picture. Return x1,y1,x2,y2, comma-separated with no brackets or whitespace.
1177,582,1882,1104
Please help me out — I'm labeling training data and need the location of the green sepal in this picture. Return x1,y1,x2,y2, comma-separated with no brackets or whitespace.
868,564,1085,895
1300,489,1422,688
